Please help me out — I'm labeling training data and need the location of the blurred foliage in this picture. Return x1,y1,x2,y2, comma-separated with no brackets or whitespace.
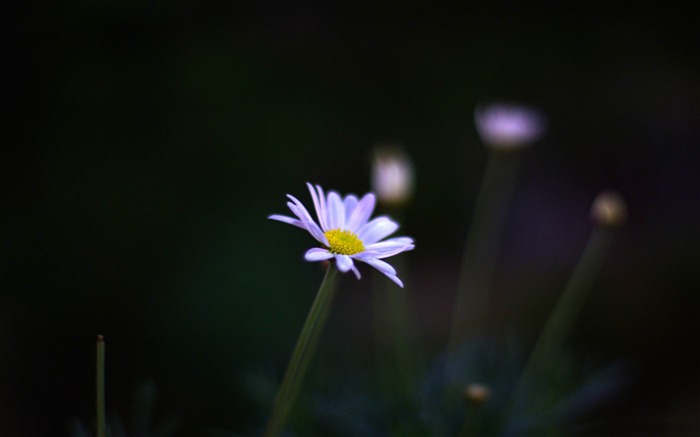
242,337,629,436
68,380,179,437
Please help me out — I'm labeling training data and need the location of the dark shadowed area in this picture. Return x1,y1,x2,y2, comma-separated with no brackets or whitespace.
1,1,698,435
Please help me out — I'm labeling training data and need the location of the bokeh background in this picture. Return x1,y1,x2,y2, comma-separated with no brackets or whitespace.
2,1,698,435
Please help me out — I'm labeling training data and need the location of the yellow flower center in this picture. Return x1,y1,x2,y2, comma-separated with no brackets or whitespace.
324,229,365,255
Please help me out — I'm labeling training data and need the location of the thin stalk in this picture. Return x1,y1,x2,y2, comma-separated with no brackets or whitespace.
508,226,616,418
459,408,476,437
96,335,106,437
264,265,339,437
447,151,522,359
372,253,416,402
372,205,419,413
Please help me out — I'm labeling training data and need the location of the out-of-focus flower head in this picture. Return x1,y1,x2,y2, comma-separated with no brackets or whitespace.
590,190,627,227
269,183,415,287
371,144,415,206
474,103,546,150
463,383,491,406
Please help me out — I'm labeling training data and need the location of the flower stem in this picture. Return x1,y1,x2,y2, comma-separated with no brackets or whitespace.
372,253,417,403
96,335,106,437
264,265,339,437
458,408,476,437
448,151,522,356
509,225,617,417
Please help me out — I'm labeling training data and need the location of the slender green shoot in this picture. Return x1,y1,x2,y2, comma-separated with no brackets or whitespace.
264,265,339,437
509,225,617,417
373,252,417,403
96,335,106,437
448,151,522,358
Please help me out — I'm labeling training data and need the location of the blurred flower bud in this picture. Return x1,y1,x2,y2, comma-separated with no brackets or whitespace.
474,103,546,150
591,190,627,227
463,383,491,406
371,144,414,206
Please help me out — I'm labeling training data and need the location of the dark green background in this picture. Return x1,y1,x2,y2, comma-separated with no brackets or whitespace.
2,1,698,435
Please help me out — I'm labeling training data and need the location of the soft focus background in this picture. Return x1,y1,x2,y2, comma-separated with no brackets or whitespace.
2,1,698,435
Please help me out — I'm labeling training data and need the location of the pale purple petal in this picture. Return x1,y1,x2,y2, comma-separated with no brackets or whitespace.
286,195,311,220
346,193,376,232
307,183,328,231
350,265,361,279
372,245,414,259
268,214,304,229
357,216,399,245
335,254,353,272
326,191,345,230
384,273,404,288
357,253,405,287
306,183,321,219
371,247,413,259
315,185,330,231
381,236,413,246
358,257,397,276
286,201,303,220
304,248,334,261
363,238,414,259
287,202,324,241
286,195,325,243
364,237,414,249
343,195,359,222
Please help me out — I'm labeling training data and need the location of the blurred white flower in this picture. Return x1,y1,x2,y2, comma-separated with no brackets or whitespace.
371,145,414,206
590,190,627,227
474,103,546,150
269,183,415,287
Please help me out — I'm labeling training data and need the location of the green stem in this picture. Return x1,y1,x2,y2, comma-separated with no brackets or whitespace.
372,253,416,402
264,265,339,437
96,335,106,437
459,408,476,437
509,226,616,415
372,206,419,413
447,151,522,358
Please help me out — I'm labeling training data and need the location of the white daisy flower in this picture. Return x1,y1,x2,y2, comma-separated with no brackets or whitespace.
474,103,546,150
371,145,415,206
590,190,627,227
269,183,415,287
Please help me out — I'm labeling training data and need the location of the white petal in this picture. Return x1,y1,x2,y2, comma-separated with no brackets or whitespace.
385,273,404,288
365,237,414,250
286,195,311,220
304,248,334,261
378,236,414,246
364,239,414,259
268,214,304,229
357,216,399,244
307,183,329,231
358,257,397,276
346,193,376,232
356,253,405,287
335,254,353,272
286,202,304,221
350,265,361,279
315,185,329,230
286,195,325,243
374,245,414,259
327,191,345,230
343,195,359,222
306,183,324,230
